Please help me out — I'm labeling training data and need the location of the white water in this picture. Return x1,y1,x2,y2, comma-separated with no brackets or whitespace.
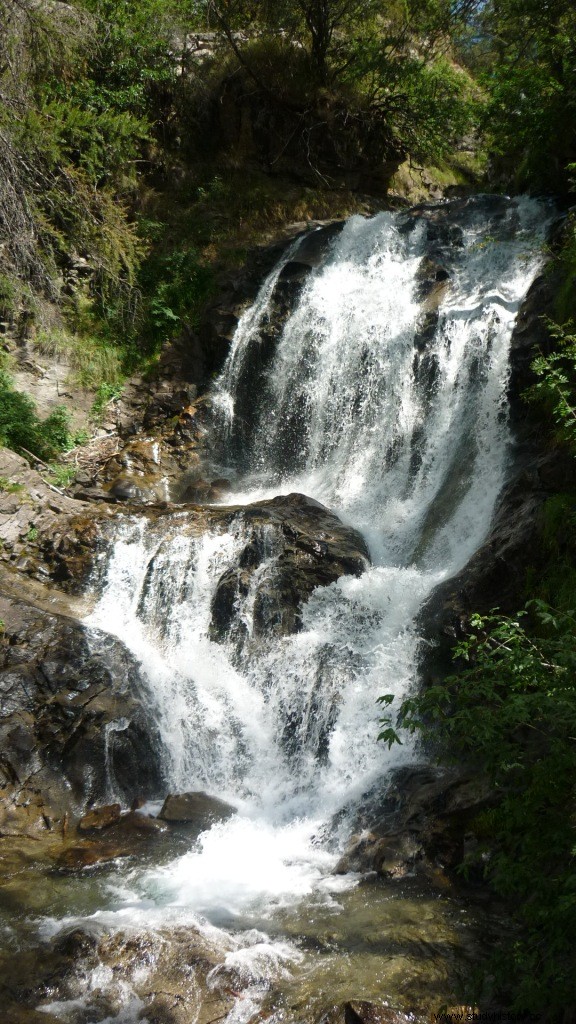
55,196,553,1015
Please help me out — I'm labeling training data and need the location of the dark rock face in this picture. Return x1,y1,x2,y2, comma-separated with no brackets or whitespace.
338,764,496,885
200,233,311,384
419,457,568,656
507,212,568,424
0,592,163,830
208,492,370,643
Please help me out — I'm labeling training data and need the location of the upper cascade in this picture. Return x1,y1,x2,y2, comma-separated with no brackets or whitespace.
212,194,554,568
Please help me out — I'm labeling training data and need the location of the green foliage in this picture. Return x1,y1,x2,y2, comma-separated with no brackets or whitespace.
140,242,215,341
212,0,481,166
379,603,576,1015
90,381,125,421
0,371,75,461
553,217,576,323
48,464,78,489
0,0,177,331
76,0,180,121
36,322,126,393
473,0,576,193
525,320,576,451
339,34,481,162
0,477,25,494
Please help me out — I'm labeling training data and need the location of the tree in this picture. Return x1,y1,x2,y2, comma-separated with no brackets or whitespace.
461,0,576,192
206,0,480,173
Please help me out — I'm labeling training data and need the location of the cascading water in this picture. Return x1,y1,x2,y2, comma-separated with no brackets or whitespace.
37,195,555,1021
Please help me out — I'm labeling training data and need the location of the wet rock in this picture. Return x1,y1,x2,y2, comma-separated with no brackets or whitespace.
419,449,576,659
201,225,346,450
110,809,168,837
55,840,133,871
415,257,450,303
0,591,164,825
294,222,345,266
181,477,213,503
108,474,162,503
1,924,232,1024
78,803,122,832
208,493,370,643
209,477,231,501
3,1009,61,1024
344,1002,410,1024
56,813,166,870
159,791,236,824
334,831,422,878
53,928,99,959
345,764,498,884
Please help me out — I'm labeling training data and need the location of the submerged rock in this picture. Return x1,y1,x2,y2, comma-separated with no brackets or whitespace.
56,812,167,870
0,924,232,1024
55,841,133,871
319,1001,412,1024
159,790,236,824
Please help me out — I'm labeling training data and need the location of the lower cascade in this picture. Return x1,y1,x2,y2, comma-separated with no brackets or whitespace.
34,196,555,1020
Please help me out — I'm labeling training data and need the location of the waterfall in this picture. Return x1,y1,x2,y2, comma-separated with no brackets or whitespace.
87,194,553,927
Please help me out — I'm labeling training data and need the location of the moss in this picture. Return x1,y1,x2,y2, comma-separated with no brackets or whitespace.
0,477,25,494
0,274,19,321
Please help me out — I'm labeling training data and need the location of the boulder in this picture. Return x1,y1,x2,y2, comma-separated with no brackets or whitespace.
341,764,497,886
108,474,163,503
159,791,236,825
208,493,370,643
78,803,121,832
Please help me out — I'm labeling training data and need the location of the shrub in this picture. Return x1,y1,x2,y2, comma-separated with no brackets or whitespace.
0,371,74,460
378,602,576,1015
